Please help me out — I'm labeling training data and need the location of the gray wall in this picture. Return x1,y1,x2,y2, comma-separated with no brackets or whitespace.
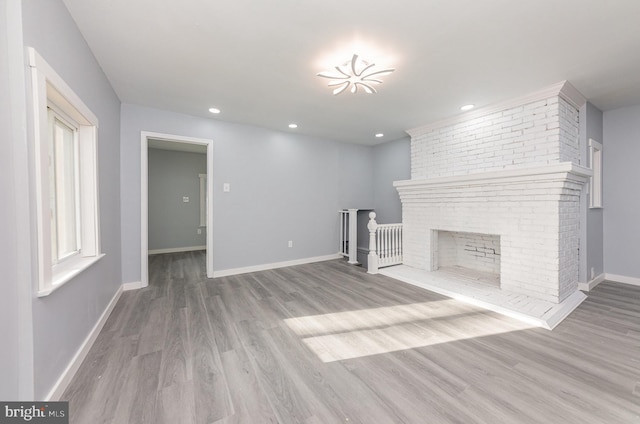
22,0,122,399
603,104,640,278
582,103,604,280
0,0,34,400
148,149,207,251
121,104,374,281
372,136,411,223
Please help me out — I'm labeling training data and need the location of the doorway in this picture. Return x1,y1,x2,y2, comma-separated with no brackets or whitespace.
141,131,213,287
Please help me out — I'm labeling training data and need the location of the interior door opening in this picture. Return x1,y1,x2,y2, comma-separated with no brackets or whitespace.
141,132,213,287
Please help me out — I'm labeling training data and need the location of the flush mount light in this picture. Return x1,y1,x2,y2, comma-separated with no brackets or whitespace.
317,54,395,95
208,107,221,114
460,104,475,111
288,123,298,129
375,133,384,138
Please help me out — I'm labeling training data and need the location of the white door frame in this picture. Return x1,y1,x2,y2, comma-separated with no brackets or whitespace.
141,131,214,286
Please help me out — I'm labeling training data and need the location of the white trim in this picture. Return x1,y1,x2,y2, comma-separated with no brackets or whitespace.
407,81,586,137
45,285,123,401
588,138,603,208
27,48,99,126
149,246,206,255
605,273,640,287
578,273,606,292
141,132,214,288
37,254,105,297
122,281,145,291
212,254,342,278
4,0,35,399
141,135,149,287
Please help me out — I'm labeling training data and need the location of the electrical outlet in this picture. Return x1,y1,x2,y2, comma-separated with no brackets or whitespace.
288,240,293,248
223,183,230,192
197,228,202,235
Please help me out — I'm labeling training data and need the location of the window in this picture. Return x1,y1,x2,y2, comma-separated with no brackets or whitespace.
199,173,207,227
589,139,603,208
28,48,103,296
49,108,81,264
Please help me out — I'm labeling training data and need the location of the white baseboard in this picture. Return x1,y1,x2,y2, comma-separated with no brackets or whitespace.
605,273,640,287
45,285,123,401
578,273,606,292
122,281,146,291
148,245,206,255
212,253,342,278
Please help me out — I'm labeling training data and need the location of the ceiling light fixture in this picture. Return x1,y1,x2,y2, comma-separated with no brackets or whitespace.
208,107,221,114
375,133,384,138
460,104,475,111
288,123,298,129
317,54,395,95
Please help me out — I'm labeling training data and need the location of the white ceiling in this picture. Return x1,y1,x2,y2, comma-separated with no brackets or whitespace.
62,0,640,145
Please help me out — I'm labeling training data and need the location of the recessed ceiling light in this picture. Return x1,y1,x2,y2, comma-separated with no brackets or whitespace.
375,133,384,138
460,104,475,111
208,107,221,114
288,123,298,129
317,54,395,95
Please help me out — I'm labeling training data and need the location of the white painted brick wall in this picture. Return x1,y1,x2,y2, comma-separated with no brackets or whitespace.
410,96,581,180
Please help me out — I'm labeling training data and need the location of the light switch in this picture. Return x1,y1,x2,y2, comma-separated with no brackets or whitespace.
183,196,189,202
223,183,230,192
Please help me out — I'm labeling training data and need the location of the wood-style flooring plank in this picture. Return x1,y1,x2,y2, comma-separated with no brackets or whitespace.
62,253,640,424
110,350,162,424
234,319,317,424
158,307,192,389
155,382,196,424
215,347,279,424
185,284,233,423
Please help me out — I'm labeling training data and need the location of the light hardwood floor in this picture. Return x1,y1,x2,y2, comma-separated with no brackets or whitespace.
62,252,640,423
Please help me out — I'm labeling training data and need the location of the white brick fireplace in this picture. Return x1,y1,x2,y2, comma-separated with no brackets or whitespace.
394,81,591,308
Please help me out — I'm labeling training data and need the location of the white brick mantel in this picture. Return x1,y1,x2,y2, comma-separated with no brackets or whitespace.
398,81,590,305
394,162,592,192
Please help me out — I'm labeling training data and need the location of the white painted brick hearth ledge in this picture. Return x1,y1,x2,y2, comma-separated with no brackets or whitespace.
380,265,587,330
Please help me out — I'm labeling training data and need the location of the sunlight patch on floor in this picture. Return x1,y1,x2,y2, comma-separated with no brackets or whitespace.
284,301,535,362
284,299,473,337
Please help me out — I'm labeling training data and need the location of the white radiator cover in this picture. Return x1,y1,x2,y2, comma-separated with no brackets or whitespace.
397,82,591,303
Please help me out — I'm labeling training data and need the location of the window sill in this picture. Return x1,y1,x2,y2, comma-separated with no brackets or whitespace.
37,253,106,298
